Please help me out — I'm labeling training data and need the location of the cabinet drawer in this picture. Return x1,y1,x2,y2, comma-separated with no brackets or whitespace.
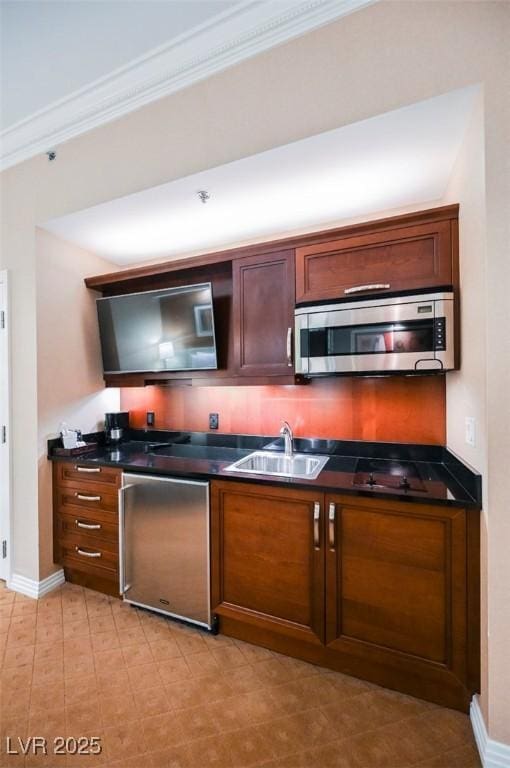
55,462,121,489
57,513,118,544
56,487,118,515
296,220,453,303
59,533,118,580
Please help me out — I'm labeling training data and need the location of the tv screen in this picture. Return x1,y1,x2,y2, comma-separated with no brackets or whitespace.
96,282,218,374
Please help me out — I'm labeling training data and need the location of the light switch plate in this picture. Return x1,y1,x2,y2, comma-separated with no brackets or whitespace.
465,417,476,447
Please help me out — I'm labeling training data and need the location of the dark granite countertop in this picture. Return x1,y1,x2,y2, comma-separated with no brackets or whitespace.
48,429,482,509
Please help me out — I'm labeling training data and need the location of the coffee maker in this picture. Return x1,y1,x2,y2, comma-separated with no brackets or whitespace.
104,412,129,444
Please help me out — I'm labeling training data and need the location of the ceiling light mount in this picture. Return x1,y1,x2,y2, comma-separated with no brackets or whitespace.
197,190,210,204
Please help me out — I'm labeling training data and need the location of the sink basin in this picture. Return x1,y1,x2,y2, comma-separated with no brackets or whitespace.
225,451,329,480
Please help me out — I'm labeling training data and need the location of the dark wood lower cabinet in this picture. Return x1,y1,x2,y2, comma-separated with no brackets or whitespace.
211,480,480,712
323,494,476,711
53,461,121,598
210,481,325,648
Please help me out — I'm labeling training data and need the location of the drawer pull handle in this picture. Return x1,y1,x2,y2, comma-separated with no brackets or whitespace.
313,502,321,549
75,493,101,502
74,466,101,473
75,546,102,558
344,283,390,295
75,520,101,530
328,502,336,550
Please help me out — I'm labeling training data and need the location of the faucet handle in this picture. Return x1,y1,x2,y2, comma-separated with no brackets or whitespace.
280,420,294,458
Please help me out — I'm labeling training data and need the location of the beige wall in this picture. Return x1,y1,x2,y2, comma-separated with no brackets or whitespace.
1,163,40,580
35,229,119,578
444,92,487,476
1,0,509,742
442,91,490,722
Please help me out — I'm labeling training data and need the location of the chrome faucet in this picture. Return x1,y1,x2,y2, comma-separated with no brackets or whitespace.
280,420,294,459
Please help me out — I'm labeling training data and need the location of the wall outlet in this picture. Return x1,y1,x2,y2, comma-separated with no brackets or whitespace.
146,411,155,427
465,417,476,447
209,413,219,430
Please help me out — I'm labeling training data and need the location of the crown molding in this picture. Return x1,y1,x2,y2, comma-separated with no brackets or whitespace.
0,0,376,172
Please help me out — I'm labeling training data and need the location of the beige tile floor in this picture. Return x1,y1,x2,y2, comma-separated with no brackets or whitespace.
0,580,481,767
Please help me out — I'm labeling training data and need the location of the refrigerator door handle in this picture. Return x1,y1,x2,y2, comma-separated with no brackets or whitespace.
119,484,135,596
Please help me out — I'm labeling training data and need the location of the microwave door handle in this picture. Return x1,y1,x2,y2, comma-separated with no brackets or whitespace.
344,283,390,295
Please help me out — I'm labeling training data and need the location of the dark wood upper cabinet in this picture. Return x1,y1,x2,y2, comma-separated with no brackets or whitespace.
85,204,459,385
232,249,295,377
296,216,456,303
211,480,325,647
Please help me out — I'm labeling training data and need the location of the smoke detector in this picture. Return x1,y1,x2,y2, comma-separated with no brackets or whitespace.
197,190,210,204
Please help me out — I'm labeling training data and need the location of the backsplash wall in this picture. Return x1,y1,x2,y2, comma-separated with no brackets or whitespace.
121,376,446,444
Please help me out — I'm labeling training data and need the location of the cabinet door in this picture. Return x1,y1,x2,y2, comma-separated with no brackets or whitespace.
233,250,295,376
325,494,470,708
211,480,325,646
296,219,454,303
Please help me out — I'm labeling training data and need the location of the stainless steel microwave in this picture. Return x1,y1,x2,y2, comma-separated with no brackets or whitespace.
295,291,455,375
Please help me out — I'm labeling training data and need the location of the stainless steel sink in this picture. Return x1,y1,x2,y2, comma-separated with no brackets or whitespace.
225,451,329,480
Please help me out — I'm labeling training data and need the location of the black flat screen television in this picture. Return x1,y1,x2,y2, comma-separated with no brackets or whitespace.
96,282,217,374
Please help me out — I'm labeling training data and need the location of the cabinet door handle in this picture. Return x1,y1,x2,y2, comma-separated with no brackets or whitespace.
74,466,101,473
75,546,101,558
328,502,336,549
313,502,321,549
75,493,101,502
286,327,293,367
75,519,101,530
344,283,390,295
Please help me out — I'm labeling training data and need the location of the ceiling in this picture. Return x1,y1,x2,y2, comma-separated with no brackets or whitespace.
0,0,237,129
0,0,377,170
43,86,476,266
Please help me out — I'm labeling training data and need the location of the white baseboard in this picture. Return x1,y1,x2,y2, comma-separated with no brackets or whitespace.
8,569,65,599
471,695,510,768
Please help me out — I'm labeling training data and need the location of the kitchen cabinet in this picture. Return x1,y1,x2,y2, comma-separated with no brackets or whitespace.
85,204,458,386
232,249,296,377
53,462,121,597
211,480,479,711
295,211,458,303
211,480,325,647
324,494,476,710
